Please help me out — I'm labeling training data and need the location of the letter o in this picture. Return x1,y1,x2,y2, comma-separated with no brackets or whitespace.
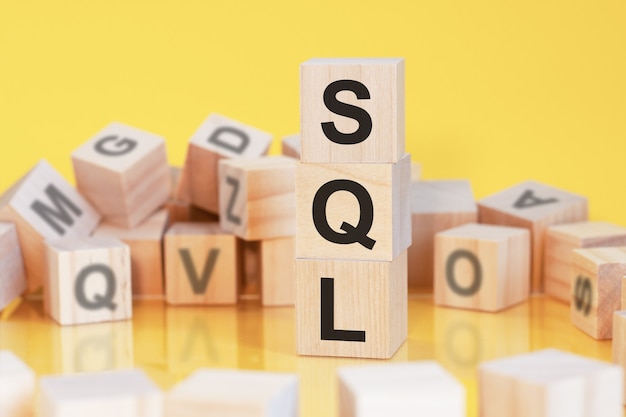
445,249,482,297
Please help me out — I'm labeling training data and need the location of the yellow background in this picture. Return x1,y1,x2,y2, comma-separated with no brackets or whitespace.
2,0,626,218
1,1,626,416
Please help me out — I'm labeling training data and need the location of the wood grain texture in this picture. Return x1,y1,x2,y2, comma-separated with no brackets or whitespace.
182,113,272,213
44,236,132,326
300,58,404,164
434,223,530,312
164,222,238,305
409,180,477,290
72,122,170,228
93,209,169,299
570,247,626,339
261,236,295,307
613,311,626,405
281,134,301,159
0,350,36,417
218,156,296,240
296,154,411,262
338,361,464,417
0,223,26,311
164,201,218,228
544,222,626,303
39,369,162,417
478,180,588,293
238,239,261,301
170,165,192,203
165,368,298,417
296,251,407,359
0,160,101,292
479,349,623,417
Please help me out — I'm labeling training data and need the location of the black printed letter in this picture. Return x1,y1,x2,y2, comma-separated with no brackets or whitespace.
179,248,220,294
31,184,83,235
446,250,482,296
321,80,372,145
320,278,366,342
312,179,375,249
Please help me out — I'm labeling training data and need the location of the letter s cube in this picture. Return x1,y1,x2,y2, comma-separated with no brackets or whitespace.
44,236,131,326
570,247,626,339
301,58,405,164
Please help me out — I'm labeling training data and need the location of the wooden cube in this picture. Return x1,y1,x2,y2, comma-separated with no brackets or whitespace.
408,180,477,290
478,180,588,292
300,58,404,164
281,134,301,159
72,122,170,228
44,236,132,326
338,361,465,417
238,239,261,301
164,222,237,305
0,223,26,310
182,113,272,214
479,349,623,417
0,160,101,292
51,321,133,373
613,311,626,405
296,154,411,262
544,221,626,303
164,202,218,228
168,166,182,200
434,223,530,312
218,156,296,240
165,167,220,226
39,369,162,417
570,247,626,339
94,209,169,299
165,368,298,417
261,236,295,307
169,165,191,203
0,350,36,417
296,251,407,359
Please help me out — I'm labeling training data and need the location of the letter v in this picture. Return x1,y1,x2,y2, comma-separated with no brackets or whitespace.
178,248,220,294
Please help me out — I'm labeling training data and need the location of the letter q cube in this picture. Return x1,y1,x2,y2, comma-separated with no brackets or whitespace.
434,223,530,312
296,154,411,262
44,236,132,325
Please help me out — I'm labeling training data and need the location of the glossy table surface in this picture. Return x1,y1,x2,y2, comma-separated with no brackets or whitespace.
1,294,623,417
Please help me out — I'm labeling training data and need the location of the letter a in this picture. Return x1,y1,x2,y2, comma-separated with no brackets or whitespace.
513,189,559,209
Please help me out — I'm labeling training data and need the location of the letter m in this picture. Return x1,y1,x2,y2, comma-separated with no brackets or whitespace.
30,184,83,235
